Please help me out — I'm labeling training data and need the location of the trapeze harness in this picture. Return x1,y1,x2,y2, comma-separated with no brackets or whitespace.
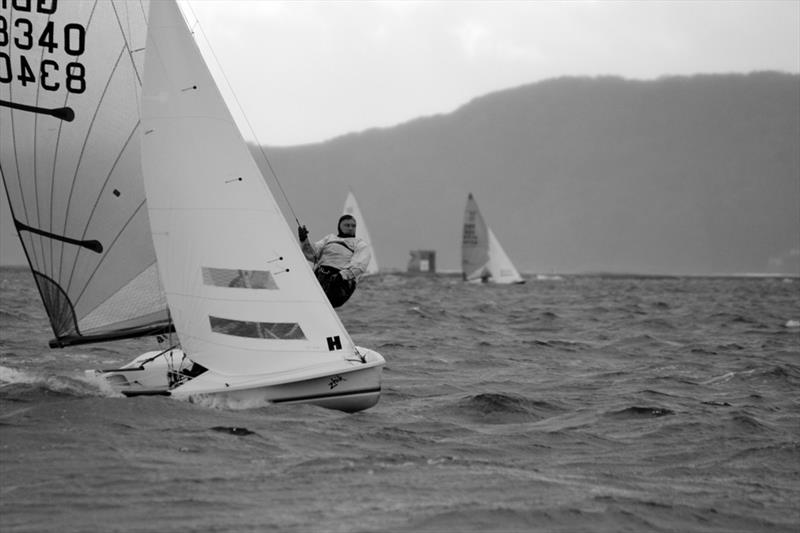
314,240,358,308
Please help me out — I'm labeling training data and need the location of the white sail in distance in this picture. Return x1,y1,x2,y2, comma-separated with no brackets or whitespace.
461,193,524,284
342,191,379,275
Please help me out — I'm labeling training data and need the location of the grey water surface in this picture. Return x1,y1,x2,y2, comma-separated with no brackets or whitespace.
1,267,798,532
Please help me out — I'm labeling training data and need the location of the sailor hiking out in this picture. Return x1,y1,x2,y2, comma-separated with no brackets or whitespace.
298,214,372,307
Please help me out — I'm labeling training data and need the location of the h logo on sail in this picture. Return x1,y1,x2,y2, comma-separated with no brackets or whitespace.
327,336,342,351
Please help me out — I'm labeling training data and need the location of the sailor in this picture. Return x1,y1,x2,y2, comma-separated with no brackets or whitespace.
297,214,372,307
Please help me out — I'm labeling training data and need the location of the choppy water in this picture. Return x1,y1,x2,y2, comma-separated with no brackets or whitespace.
1,266,798,533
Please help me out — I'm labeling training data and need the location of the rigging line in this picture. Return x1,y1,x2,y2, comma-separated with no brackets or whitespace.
52,0,100,286
5,9,42,273
137,0,148,24
0,163,62,339
110,0,143,87
71,121,141,306
48,96,67,283
33,13,53,280
182,2,301,225
72,199,149,310
77,119,139,253
3,18,43,274
61,45,126,295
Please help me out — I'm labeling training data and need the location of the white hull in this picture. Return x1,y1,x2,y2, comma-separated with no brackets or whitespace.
91,347,384,413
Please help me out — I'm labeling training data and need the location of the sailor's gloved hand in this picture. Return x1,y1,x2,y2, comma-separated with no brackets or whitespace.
339,269,354,281
298,225,309,242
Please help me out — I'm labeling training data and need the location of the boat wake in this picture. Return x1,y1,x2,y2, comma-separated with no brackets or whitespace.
187,393,274,411
0,365,116,399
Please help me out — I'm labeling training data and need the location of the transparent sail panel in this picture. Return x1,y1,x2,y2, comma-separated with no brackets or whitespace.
80,263,165,332
209,317,306,340
202,268,279,289
0,1,169,346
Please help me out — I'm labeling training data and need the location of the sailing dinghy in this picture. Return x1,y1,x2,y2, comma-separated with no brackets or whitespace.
461,193,525,284
342,191,379,275
0,0,384,412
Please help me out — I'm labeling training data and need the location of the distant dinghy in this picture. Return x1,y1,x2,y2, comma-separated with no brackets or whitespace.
342,191,379,275
1,0,384,413
461,193,525,284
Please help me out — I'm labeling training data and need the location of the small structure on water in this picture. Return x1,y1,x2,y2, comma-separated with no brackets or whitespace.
407,250,436,274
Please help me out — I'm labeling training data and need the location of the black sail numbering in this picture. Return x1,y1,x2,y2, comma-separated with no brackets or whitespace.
0,1,171,347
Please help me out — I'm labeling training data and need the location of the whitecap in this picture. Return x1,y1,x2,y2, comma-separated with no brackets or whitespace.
0,365,39,385
700,372,736,385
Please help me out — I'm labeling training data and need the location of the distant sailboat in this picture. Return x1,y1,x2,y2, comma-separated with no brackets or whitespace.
461,193,525,284
1,0,384,412
342,191,379,275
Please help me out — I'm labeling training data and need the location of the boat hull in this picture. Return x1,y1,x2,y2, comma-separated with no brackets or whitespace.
201,361,383,413
90,347,384,413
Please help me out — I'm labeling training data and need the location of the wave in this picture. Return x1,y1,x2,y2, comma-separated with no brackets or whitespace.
726,440,800,465
400,507,541,532
728,412,774,433
701,400,733,407
210,426,255,436
700,371,737,385
636,317,677,330
0,309,25,321
398,499,781,533
521,338,594,352
0,365,115,399
607,406,675,418
449,392,563,424
705,365,800,387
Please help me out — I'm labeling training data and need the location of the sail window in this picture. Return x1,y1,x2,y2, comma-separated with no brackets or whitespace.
202,268,279,289
209,316,306,340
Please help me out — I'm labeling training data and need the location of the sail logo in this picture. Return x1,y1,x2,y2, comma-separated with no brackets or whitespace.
328,375,345,390
326,336,342,351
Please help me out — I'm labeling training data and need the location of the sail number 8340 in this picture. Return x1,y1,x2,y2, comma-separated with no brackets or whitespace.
0,4,87,94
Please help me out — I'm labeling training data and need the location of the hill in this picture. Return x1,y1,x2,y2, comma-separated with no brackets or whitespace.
254,72,799,275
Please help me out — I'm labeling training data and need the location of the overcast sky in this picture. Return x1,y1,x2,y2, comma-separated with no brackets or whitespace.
182,0,800,146
1,0,799,265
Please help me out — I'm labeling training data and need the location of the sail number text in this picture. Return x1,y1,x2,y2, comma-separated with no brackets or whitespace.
0,1,87,94
463,223,478,245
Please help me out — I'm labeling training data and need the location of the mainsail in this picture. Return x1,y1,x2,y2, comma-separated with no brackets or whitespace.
342,191,379,275
461,193,524,284
141,0,358,377
0,0,170,346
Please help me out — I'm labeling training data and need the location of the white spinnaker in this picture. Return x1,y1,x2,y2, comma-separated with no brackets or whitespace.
0,0,169,343
342,191,379,275
140,0,354,376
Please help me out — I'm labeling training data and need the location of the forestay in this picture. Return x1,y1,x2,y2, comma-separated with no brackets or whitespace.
141,0,357,377
0,0,170,347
